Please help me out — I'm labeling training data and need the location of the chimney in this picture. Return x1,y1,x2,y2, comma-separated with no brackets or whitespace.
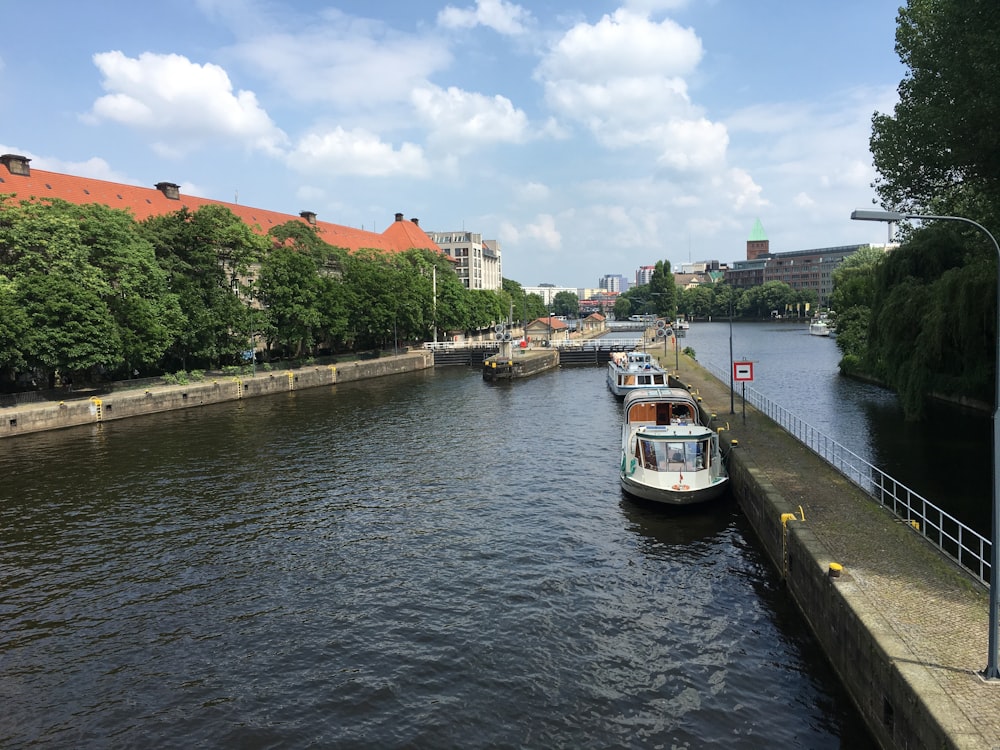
155,182,181,200
410,218,419,226
299,210,317,225
0,154,31,176
395,212,404,222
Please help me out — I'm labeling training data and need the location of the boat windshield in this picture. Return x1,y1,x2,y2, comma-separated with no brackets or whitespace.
635,438,707,472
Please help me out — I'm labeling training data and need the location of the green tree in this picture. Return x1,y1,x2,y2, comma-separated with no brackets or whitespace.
0,275,28,373
0,197,183,380
143,205,268,369
269,220,350,354
680,285,713,320
866,224,994,417
708,283,740,319
740,281,797,319
870,0,1000,220
613,295,633,320
648,261,676,318
258,244,323,358
18,273,122,380
552,290,579,317
830,246,886,370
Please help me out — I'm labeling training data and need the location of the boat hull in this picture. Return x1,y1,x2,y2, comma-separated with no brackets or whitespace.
620,469,729,505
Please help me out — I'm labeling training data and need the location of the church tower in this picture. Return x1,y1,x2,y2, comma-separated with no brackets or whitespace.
747,218,769,260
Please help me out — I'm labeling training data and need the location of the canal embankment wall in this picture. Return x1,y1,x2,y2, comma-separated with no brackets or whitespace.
0,350,433,439
672,355,996,750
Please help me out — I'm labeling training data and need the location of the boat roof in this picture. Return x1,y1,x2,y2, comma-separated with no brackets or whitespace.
622,387,696,407
634,424,714,439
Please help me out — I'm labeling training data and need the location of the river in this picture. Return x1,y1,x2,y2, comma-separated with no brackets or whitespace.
0,365,876,747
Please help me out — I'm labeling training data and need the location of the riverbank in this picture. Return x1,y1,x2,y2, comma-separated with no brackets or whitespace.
667,351,998,750
0,350,433,439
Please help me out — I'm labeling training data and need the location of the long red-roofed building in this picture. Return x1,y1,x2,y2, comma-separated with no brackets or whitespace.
0,153,442,256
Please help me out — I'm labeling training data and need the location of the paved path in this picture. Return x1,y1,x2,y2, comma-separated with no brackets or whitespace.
669,354,1000,749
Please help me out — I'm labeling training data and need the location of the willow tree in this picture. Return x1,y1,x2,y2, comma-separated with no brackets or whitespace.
866,0,1000,416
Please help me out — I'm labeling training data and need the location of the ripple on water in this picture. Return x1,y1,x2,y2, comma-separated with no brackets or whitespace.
0,367,874,748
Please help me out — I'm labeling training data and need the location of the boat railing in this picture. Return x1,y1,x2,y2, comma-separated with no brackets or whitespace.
703,360,991,588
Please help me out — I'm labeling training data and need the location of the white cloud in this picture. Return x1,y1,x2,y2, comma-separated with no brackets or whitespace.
411,85,530,148
525,213,562,249
517,181,550,202
437,0,532,35
86,51,287,157
289,127,429,177
536,10,730,172
539,9,702,82
226,17,452,108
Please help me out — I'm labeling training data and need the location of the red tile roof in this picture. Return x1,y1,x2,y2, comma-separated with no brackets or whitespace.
0,156,442,255
529,316,568,330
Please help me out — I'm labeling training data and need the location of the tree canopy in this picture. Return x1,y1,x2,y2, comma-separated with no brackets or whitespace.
0,197,512,388
860,0,1000,417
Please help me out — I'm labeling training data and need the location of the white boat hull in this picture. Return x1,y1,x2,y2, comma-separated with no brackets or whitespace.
620,469,729,505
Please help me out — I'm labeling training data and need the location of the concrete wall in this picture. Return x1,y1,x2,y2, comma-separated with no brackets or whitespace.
726,452,953,750
0,350,433,439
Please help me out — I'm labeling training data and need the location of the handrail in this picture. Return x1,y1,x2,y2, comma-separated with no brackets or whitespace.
703,360,991,587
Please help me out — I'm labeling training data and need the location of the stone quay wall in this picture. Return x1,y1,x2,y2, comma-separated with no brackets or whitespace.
0,350,434,440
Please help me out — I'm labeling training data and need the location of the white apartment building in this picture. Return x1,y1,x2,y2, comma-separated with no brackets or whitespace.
522,285,579,306
426,230,502,291
635,266,655,286
599,274,628,292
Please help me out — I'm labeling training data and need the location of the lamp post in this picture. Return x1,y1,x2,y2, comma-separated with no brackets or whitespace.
728,296,735,415
851,208,1000,680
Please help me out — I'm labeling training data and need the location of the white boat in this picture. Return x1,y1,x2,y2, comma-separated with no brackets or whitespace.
607,350,669,398
619,388,729,505
809,319,831,337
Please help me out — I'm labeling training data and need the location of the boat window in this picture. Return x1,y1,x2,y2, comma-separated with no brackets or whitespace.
640,439,660,470
638,439,706,472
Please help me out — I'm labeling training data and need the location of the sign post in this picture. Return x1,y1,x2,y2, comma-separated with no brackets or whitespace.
733,361,754,424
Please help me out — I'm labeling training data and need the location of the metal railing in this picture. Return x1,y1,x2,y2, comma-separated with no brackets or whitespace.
703,360,991,587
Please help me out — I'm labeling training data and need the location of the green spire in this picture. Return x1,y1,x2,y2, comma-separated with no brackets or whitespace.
748,218,767,242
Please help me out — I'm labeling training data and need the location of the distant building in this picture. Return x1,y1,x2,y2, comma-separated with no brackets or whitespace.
635,265,656,286
522,285,577,306
746,218,770,261
525,316,569,344
599,274,628,292
426,230,502,291
725,218,885,307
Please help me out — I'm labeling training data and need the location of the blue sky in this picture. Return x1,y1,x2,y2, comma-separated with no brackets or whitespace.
1,0,904,288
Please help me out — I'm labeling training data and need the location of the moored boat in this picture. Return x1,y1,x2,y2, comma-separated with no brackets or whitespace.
809,319,831,337
606,350,669,398
619,387,729,505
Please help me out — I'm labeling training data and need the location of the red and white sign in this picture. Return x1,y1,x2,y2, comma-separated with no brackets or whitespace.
733,361,754,382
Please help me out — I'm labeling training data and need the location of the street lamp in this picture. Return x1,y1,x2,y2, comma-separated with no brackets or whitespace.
851,207,1000,681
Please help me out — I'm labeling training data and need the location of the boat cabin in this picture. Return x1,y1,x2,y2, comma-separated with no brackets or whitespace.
623,388,700,426
632,427,712,473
